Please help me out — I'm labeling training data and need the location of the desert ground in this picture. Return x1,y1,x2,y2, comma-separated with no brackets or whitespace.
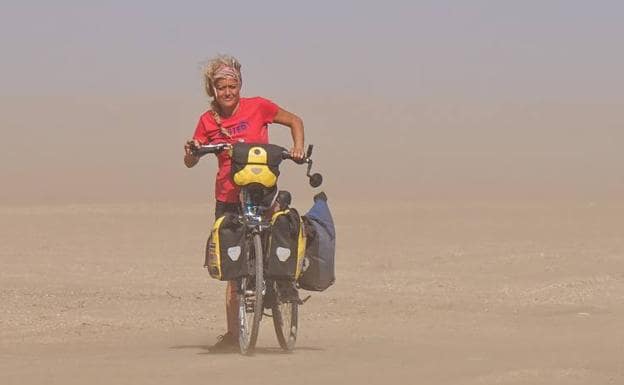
1,198,623,385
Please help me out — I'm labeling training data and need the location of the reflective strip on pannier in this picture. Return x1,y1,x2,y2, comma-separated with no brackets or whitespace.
204,213,247,280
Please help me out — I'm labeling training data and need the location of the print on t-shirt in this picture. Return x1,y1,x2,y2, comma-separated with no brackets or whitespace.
228,120,249,136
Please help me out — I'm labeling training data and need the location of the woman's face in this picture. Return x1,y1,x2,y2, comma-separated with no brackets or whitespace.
214,77,241,111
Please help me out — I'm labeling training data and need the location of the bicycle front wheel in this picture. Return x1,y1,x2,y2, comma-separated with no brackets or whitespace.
238,233,264,355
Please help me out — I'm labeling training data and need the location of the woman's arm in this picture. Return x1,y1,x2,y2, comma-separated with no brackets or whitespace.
273,107,305,160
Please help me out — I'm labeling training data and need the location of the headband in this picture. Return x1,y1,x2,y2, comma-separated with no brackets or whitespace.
213,65,240,81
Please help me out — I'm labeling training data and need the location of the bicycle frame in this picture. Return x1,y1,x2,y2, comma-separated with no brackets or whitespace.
239,188,272,232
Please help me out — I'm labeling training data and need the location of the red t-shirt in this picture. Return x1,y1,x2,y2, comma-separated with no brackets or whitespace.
192,97,279,202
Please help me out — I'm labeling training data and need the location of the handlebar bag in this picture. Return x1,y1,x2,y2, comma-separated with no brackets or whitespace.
266,208,305,280
231,143,283,188
298,192,336,291
205,213,248,280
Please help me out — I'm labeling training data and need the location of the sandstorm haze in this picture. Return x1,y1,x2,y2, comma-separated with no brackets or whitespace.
3,3,624,385
1,1,623,203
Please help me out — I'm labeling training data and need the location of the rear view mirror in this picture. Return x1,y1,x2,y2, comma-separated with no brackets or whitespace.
309,173,323,188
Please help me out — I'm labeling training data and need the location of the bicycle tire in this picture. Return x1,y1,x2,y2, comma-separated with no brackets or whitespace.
238,233,264,355
272,285,298,351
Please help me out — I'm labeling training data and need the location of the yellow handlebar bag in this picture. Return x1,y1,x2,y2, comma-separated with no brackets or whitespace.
231,143,284,188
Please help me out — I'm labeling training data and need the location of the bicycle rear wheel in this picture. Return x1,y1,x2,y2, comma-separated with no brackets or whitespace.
272,283,298,351
238,233,264,355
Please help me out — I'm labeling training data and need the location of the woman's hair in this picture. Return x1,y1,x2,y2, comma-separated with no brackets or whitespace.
202,54,243,98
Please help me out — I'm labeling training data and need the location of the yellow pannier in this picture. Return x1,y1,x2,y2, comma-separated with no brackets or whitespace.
204,213,247,280
265,208,306,280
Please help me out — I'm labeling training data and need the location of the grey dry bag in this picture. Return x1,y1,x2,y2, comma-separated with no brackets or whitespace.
298,192,336,291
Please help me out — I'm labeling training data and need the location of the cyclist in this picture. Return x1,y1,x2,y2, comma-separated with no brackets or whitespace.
183,54,305,349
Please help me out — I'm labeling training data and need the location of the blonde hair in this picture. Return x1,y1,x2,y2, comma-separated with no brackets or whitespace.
202,54,243,98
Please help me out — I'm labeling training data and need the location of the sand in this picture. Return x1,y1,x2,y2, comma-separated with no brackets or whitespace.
1,199,623,385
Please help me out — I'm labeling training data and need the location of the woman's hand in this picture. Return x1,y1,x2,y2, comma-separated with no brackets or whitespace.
289,146,305,160
184,139,201,168
184,139,200,156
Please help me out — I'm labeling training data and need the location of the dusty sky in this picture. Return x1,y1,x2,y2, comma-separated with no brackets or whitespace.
1,1,623,203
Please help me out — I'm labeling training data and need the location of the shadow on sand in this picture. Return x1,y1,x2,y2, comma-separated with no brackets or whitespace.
170,344,324,355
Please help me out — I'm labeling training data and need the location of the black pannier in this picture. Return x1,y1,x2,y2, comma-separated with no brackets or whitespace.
266,208,305,280
298,192,336,291
204,213,247,280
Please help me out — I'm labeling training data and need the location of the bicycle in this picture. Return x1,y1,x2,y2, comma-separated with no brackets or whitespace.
192,142,322,355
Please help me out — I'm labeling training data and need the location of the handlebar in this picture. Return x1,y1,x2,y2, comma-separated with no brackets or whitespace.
282,145,321,187
191,143,313,164
190,143,323,187
281,148,311,165
190,143,231,157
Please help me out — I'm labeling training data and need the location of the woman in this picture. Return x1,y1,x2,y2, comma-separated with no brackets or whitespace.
184,55,305,349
